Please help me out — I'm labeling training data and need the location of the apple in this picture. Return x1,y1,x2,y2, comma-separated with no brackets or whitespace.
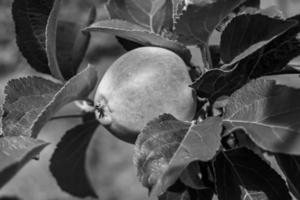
94,47,196,143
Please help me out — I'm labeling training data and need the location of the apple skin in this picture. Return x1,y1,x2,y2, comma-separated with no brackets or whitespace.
94,47,197,143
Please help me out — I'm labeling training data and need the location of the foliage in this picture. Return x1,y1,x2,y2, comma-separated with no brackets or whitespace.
1,0,300,200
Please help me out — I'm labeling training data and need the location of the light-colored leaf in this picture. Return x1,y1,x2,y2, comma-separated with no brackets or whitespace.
46,0,64,80
29,66,98,138
133,114,221,196
85,19,190,61
174,0,244,45
2,77,62,136
223,75,300,154
106,0,173,33
150,117,222,196
0,136,49,188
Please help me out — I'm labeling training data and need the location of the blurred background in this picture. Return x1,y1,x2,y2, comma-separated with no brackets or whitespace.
0,0,300,200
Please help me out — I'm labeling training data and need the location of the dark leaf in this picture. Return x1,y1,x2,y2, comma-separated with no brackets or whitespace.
209,45,221,68
180,162,205,190
187,187,214,200
0,136,49,188
29,66,98,138
214,148,291,200
85,19,191,61
133,114,221,196
190,66,248,102
2,77,62,137
12,0,53,74
56,7,96,80
160,188,214,200
174,0,244,45
106,0,173,34
220,14,297,64
116,36,143,51
252,14,300,76
275,154,300,199
223,75,300,154
50,120,99,198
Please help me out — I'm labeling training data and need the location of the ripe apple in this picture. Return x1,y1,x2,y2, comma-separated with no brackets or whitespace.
94,47,196,143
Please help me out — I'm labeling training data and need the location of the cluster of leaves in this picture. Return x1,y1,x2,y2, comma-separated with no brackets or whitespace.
1,0,300,200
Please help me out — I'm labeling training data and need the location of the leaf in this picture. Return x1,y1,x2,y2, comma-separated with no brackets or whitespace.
180,162,205,190
29,66,98,138
50,120,99,198
106,0,173,33
252,14,300,76
12,0,53,74
159,190,190,200
174,0,244,45
116,36,144,51
85,19,191,61
56,7,96,80
12,0,96,80
220,14,297,64
275,154,300,199
0,136,49,188
187,188,214,200
46,0,64,80
214,148,291,200
159,188,214,200
2,77,62,137
223,75,300,154
190,66,248,101
133,114,221,196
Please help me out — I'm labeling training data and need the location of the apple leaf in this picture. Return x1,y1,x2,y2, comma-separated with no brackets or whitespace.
106,0,173,34
214,148,291,200
190,66,248,101
252,14,300,76
174,0,244,45
220,14,297,65
29,66,98,138
46,0,65,80
159,191,189,200
12,0,95,80
12,0,53,74
115,37,144,51
133,114,221,196
223,75,300,154
159,188,214,200
187,188,214,200
180,162,205,190
85,19,191,61
0,136,49,188
275,154,300,199
50,120,99,198
2,77,62,137
55,7,96,80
